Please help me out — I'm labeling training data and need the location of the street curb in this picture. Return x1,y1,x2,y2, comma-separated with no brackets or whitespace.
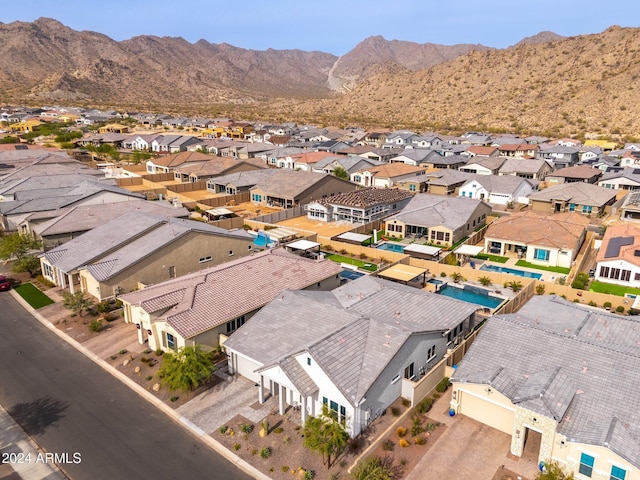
9,290,270,480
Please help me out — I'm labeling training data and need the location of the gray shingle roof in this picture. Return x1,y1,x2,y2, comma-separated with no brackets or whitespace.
452,295,640,466
527,182,617,206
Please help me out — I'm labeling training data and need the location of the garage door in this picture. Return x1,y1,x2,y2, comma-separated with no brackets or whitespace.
235,354,261,383
458,389,514,434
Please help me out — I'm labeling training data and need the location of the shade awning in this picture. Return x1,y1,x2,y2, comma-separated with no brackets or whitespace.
403,244,442,256
286,239,321,251
378,264,427,282
335,232,372,243
454,245,484,256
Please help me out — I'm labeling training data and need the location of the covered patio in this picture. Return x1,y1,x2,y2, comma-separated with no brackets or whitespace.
377,264,428,288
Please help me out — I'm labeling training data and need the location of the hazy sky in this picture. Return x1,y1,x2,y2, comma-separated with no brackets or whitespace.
3,0,640,55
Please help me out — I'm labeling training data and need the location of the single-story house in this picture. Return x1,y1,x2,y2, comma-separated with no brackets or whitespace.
173,157,265,183
305,187,413,224
497,143,539,158
527,182,618,216
311,155,384,177
599,169,640,191
421,170,474,196
350,163,428,188
384,194,492,246
483,211,588,268
545,165,602,185
451,295,640,479
459,157,506,175
40,211,255,300
206,169,280,195
498,158,553,180
249,170,357,209
225,275,479,436
119,248,342,351
594,223,640,288
458,175,536,206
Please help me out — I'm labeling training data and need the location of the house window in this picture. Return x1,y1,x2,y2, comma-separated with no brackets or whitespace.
534,248,550,261
409,184,416,191
579,452,595,477
168,266,176,278
199,256,212,263
621,270,631,282
391,374,400,384
226,315,246,333
427,345,436,362
610,268,620,280
600,266,609,278
307,357,311,366
610,465,626,480
635,272,640,281
404,363,415,380
582,205,593,214
166,333,176,350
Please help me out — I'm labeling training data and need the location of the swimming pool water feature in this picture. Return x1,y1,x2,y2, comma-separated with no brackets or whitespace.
479,264,542,279
437,284,504,309
376,242,405,253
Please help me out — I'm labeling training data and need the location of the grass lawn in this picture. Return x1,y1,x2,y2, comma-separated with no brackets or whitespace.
589,281,640,297
14,283,55,309
475,253,509,264
515,260,571,274
324,253,378,271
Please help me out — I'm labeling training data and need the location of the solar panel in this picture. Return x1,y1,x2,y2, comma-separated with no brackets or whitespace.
604,236,634,258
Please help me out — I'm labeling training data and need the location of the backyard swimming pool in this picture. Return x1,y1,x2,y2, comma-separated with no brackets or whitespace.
376,242,405,253
479,264,542,279
437,284,504,309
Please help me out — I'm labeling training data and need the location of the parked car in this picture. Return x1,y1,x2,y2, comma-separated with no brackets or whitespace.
0,275,11,291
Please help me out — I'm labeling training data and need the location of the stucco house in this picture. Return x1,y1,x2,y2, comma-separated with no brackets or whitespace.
594,223,640,288
172,157,265,183
599,169,640,191
483,211,588,268
224,275,478,437
350,163,427,188
459,157,506,175
305,187,413,224
527,183,618,216
545,165,602,185
498,158,553,180
384,194,492,246
450,295,640,480
249,170,357,209
40,211,254,300
119,248,342,351
145,151,211,174
458,175,536,206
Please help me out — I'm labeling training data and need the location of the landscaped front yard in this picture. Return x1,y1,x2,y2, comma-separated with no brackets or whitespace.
13,283,54,309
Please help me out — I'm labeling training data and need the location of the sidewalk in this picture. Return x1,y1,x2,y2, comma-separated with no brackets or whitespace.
0,403,67,480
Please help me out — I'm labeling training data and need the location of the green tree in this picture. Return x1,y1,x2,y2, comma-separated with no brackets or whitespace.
62,291,94,317
571,272,590,290
507,280,524,292
157,345,215,393
351,455,402,480
303,404,349,469
478,276,492,286
536,460,575,479
332,166,349,180
0,233,42,277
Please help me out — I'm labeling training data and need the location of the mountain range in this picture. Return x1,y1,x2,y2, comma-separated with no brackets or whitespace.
1,18,639,138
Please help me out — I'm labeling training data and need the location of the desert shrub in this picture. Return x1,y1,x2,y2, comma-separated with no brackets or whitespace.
432,392,441,399
571,272,589,290
616,305,625,313
402,398,411,408
535,284,546,295
88,319,103,332
348,437,361,453
281,466,289,473
274,427,284,434
604,301,612,309
96,301,111,313
588,300,597,307
399,438,410,448
396,426,407,437
629,308,640,315
241,423,254,434
391,406,401,417
169,396,179,402
259,447,271,459
251,449,258,456
478,276,492,286
414,436,427,445
416,397,433,414
435,377,450,393
233,443,241,451
145,375,153,381
35,275,55,288
382,439,395,451
219,425,229,434
411,418,424,436
440,272,447,277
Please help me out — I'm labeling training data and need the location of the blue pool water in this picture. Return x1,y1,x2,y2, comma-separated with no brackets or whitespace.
376,242,405,253
340,269,365,281
479,264,542,279
438,285,504,309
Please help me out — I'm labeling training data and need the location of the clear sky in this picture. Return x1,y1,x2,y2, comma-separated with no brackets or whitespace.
3,0,640,55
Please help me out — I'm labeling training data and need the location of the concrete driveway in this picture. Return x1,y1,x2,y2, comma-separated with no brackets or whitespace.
407,408,540,480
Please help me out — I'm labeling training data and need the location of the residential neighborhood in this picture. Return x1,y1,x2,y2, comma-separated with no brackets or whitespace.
3,104,640,480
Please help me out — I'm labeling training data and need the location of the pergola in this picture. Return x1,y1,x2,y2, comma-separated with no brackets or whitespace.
378,264,428,287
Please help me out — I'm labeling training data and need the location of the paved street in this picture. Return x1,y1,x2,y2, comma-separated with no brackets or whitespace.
0,291,252,480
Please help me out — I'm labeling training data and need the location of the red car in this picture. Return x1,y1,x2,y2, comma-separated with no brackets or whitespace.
0,275,11,291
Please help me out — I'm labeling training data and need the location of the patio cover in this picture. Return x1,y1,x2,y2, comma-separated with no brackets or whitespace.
335,232,372,243
403,244,442,256
264,227,298,242
205,207,234,216
378,264,427,283
286,239,321,251
454,245,484,256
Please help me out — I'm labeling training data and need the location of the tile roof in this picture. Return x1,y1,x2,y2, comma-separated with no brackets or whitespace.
498,158,551,175
596,223,640,266
548,165,602,179
207,169,279,188
485,211,588,249
252,170,353,199
150,151,211,168
120,249,342,339
452,295,640,466
464,174,534,194
528,182,617,206
385,193,490,230
225,276,477,406
321,187,412,208
362,163,427,177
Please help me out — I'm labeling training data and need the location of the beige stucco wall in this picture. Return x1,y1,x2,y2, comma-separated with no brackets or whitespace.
79,232,254,300
553,441,639,480
452,383,515,435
